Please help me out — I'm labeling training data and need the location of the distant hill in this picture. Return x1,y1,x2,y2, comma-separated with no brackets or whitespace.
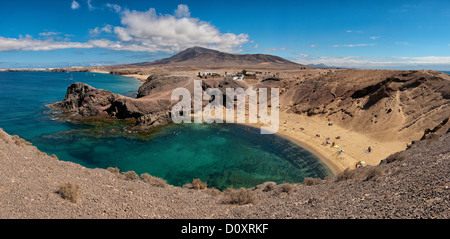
129,46,303,68
307,63,342,69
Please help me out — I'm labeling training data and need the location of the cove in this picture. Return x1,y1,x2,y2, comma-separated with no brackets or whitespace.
0,71,333,190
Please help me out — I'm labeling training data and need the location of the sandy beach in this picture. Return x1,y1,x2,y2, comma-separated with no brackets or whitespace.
90,69,150,82
239,111,409,175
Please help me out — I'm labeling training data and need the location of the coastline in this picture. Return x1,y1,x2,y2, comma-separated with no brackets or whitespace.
243,112,409,176
90,69,150,82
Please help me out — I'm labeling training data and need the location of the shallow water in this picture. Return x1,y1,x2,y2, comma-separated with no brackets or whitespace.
0,71,332,189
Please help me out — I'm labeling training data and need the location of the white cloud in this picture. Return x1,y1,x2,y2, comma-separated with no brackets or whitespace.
71,0,80,10
332,43,376,47
297,53,310,57
294,55,450,69
264,47,286,52
0,36,92,51
370,36,380,40
103,6,249,53
106,3,121,13
89,25,113,36
39,32,61,37
174,4,190,18
310,44,319,48
0,4,249,54
87,0,95,11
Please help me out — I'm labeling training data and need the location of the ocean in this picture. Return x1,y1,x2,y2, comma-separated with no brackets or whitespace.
0,71,332,189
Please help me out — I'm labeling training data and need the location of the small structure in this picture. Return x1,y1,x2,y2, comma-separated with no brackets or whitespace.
198,72,219,79
232,74,245,81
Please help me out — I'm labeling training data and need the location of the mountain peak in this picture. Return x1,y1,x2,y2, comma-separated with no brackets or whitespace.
134,47,303,68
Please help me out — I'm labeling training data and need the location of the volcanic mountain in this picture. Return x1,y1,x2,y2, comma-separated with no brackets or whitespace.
129,46,303,68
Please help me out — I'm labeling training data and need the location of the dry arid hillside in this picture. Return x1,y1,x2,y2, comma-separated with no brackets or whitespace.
0,127,448,219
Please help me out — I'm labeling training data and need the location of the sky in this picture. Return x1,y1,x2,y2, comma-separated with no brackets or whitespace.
1,0,450,70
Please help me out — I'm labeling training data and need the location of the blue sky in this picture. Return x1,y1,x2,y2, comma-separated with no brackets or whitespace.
1,0,450,70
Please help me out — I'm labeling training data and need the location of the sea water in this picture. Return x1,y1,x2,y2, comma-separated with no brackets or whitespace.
0,71,332,189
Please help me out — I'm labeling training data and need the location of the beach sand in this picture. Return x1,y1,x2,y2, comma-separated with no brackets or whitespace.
244,112,409,175
90,69,150,82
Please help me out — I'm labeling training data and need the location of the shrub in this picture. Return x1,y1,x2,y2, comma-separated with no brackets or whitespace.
303,177,323,186
0,130,8,143
11,135,32,147
204,188,222,197
278,183,294,194
107,167,120,175
222,187,257,205
56,182,81,203
122,171,140,181
141,173,167,188
335,168,356,182
192,178,207,190
262,182,275,192
365,167,384,181
382,151,407,164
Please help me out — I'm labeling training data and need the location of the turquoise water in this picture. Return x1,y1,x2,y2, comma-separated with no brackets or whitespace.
0,71,332,189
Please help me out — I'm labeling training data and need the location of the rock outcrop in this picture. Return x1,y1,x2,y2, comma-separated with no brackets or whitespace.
51,81,174,129
51,74,249,130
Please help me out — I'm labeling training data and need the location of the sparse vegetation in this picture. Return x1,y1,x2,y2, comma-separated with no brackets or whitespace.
303,178,323,186
262,182,275,192
365,167,384,181
56,182,81,203
382,151,407,164
222,187,257,205
141,173,167,188
0,130,9,143
204,188,221,197
278,183,294,194
107,167,120,175
122,171,140,181
11,135,32,147
192,178,207,190
335,168,356,182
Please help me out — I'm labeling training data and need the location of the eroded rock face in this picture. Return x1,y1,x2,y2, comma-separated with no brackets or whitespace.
51,81,174,130
51,83,119,117
267,69,450,139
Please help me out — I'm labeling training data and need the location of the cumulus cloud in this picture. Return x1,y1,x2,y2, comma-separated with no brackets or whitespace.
106,3,121,13
71,0,80,10
39,32,61,37
0,4,249,54
174,4,190,18
89,25,113,36
104,6,248,53
0,36,92,51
